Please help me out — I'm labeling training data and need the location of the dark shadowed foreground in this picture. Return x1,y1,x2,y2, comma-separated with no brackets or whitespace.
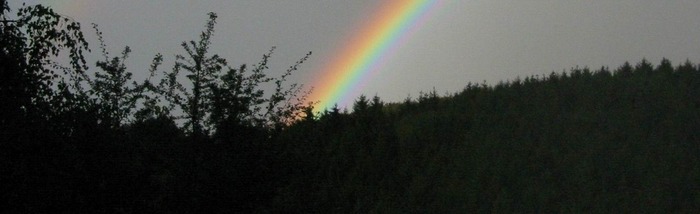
2,2,700,213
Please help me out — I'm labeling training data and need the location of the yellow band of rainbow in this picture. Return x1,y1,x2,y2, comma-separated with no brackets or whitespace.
310,0,443,111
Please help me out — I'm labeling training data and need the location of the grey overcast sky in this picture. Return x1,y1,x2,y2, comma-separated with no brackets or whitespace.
10,1,700,108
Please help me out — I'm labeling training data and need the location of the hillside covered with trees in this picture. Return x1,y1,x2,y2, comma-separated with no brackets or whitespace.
3,2,700,213
282,59,700,212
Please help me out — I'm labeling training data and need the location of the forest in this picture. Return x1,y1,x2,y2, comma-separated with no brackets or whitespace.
3,3,700,213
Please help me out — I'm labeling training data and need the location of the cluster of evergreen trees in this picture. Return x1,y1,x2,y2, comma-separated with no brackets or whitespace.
3,2,700,212
281,59,700,212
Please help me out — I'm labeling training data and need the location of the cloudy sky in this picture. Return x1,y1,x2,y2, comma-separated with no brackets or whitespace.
10,1,700,109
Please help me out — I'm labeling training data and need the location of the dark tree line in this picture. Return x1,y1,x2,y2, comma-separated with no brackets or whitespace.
1,3,311,213
274,58,700,212
4,2,700,213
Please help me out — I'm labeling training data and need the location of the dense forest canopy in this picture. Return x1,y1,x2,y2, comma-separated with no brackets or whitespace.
2,2,700,213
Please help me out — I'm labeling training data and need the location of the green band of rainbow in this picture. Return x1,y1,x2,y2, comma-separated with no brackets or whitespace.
311,0,443,111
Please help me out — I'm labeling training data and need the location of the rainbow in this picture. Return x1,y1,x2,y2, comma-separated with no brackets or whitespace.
310,0,444,111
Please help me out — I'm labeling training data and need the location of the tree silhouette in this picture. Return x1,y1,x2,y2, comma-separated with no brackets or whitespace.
155,12,225,137
87,24,146,128
149,12,313,138
6,1,700,212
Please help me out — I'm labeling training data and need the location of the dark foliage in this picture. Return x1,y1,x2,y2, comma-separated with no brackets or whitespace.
2,3,309,213
3,2,700,213
275,59,700,212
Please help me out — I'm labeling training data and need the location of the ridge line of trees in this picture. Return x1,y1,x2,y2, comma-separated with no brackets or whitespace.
4,2,700,212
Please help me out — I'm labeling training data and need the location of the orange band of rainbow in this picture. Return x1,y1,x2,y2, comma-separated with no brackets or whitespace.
310,0,443,111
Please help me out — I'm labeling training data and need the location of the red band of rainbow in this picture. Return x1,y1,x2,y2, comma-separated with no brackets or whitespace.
310,0,443,111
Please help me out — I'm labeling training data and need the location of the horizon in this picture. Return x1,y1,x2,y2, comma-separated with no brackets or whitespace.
8,1,700,110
